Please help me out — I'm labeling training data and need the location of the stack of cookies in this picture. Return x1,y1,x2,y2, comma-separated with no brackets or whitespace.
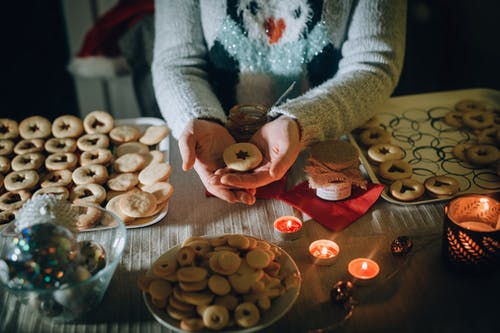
138,234,300,331
0,111,173,230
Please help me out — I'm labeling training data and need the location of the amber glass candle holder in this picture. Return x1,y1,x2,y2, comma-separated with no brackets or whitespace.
443,194,500,273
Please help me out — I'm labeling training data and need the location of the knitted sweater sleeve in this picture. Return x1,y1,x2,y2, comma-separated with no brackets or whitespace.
152,0,227,139
268,0,407,148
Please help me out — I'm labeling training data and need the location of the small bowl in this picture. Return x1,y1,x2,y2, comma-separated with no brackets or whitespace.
0,204,127,322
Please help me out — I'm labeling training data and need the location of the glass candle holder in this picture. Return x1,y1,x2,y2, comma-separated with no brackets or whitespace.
309,240,340,266
274,216,303,241
226,104,268,142
443,194,500,273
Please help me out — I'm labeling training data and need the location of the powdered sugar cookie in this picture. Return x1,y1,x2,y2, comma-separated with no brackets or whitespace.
139,125,170,145
83,110,114,134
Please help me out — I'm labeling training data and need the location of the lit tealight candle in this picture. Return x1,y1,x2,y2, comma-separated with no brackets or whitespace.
309,240,340,266
274,216,303,241
348,258,380,284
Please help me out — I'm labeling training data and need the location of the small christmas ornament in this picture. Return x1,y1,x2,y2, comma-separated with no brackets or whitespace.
15,194,78,233
391,236,413,257
78,240,107,275
330,280,354,309
4,223,78,289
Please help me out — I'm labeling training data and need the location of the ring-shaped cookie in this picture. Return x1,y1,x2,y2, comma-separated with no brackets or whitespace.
0,139,14,156
223,143,263,172
45,152,78,171
0,156,10,174
367,143,404,165
77,133,110,151
18,115,52,139
378,160,413,182
359,127,391,147
83,110,114,134
455,99,487,113
465,144,500,165
33,186,70,201
444,111,464,128
452,143,473,161
424,175,460,198
109,125,142,144
72,164,109,185
202,305,229,330
389,178,425,202
52,115,84,138
0,190,32,211
234,302,260,328
40,169,73,188
44,137,77,153
14,139,45,155
11,152,45,171
80,148,113,166
70,183,107,204
0,118,19,139
4,170,39,191
462,111,494,130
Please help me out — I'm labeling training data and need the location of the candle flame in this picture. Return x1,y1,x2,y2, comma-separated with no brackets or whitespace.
479,197,489,211
361,261,368,270
287,220,293,229
321,247,328,256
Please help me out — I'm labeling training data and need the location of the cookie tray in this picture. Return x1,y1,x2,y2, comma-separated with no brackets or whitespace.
348,88,500,205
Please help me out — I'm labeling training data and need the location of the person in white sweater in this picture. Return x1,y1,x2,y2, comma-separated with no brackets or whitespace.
152,0,407,204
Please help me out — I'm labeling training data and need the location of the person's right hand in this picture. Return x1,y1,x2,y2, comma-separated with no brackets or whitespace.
178,119,256,204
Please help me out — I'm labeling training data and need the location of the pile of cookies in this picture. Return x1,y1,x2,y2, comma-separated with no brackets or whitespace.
444,99,500,170
356,117,460,202
0,111,173,229
138,234,300,331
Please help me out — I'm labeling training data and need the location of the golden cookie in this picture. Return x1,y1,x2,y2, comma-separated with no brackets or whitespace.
465,144,500,166
455,99,487,112
33,186,70,201
45,152,78,171
83,110,114,134
389,178,425,202
72,164,109,185
4,170,39,191
227,234,250,250
0,156,10,174
115,141,150,157
113,153,147,173
202,305,229,330
11,153,44,171
359,127,391,147
77,133,110,151
0,118,19,139
0,139,14,156
177,266,209,283
378,160,412,183
13,139,45,154
70,183,107,204
105,194,135,224
208,275,231,296
40,169,73,188
0,190,32,211
246,249,272,269
367,143,404,165
444,111,464,128
234,302,260,328
152,254,178,278
139,125,169,145
180,318,205,332
138,162,172,185
452,143,473,161
462,111,494,130
18,115,51,139
223,143,263,172
424,175,460,198
0,209,16,226
52,115,84,138
109,125,142,144
106,173,139,192
176,246,196,267
140,182,174,204
80,148,113,166
144,150,166,165
119,190,157,218
44,138,77,153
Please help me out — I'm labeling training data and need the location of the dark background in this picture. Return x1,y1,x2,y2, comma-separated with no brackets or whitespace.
1,0,499,121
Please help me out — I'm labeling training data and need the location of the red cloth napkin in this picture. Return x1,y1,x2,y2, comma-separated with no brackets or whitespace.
207,177,384,232
276,182,385,232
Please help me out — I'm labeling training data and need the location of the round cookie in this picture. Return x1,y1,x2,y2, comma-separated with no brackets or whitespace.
0,156,10,174
139,125,170,145
176,246,196,267
18,115,51,139
113,153,147,173
444,111,464,128
452,143,473,161
465,144,500,166
223,143,263,172
389,178,425,202
207,275,231,296
115,141,150,157
119,190,157,218
202,305,229,330
0,118,19,139
77,133,110,151
455,99,487,113
4,170,39,191
45,152,78,171
378,160,413,183
234,302,260,328
424,175,460,198
462,111,494,130
0,209,16,227
83,110,114,134
107,173,139,192
73,204,102,230
109,125,142,144
52,115,84,138
45,138,77,153
70,183,107,204
40,169,73,188
72,164,109,185
140,181,174,204
14,139,45,155
359,127,391,147
138,162,172,185
367,143,405,165
80,148,113,166
246,248,272,269
33,186,70,201
11,153,45,171
0,139,14,156
105,194,136,224
180,318,205,332
0,190,32,211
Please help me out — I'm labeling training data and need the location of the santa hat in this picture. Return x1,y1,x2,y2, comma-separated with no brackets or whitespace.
68,0,154,78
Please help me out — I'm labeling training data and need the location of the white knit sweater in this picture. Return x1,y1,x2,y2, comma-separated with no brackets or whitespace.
152,0,406,148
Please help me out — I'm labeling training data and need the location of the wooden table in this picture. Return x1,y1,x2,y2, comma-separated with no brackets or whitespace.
2,93,500,333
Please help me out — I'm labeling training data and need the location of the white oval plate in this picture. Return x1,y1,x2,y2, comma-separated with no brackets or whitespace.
143,235,301,333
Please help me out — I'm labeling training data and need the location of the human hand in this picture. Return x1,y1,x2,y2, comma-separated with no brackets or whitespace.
219,116,301,188
178,119,256,204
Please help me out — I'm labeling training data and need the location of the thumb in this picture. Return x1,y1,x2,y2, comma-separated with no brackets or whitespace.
178,132,196,171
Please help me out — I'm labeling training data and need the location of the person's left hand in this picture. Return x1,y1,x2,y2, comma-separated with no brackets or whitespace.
219,116,301,188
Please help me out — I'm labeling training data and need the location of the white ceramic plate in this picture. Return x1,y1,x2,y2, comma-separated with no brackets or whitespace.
143,235,301,333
